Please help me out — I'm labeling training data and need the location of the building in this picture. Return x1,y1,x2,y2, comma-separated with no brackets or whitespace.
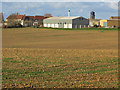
89,11,101,27
5,14,47,27
43,10,89,29
100,19,107,27
33,16,47,27
23,16,34,27
23,15,47,27
16,15,25,26
43,16,89,28
107,16,120,28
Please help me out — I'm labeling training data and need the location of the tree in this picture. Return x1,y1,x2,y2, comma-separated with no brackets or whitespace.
7,13,17,20
0,13,4,23
6,13,22,28
44,13,52,17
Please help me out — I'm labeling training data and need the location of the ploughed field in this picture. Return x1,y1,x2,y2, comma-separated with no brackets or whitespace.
2,28,118,88
2,27,118,49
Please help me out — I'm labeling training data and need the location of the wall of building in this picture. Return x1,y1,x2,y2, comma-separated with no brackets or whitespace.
72,17,89,28
24,21,33,27
89,20,100,26
100,19,107,27
44,17,89,28
43,19,72,28
107,20,120,28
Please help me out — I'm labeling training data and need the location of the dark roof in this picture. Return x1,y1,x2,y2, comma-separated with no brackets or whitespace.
25,16,34,19
25,16,47,20
34,16,47,20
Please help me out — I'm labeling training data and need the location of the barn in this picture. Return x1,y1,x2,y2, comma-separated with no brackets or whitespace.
107,16,120,28
43,16,89,28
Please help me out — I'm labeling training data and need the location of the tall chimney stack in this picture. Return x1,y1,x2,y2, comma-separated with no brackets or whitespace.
68,9,70,17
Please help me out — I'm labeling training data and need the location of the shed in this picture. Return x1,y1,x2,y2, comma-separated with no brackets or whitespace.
43,16,89,28
107,16,120,28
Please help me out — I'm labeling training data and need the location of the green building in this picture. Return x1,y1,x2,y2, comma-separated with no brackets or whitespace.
43,16,89,28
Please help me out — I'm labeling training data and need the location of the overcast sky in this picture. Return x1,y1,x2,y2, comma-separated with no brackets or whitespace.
1,2,119,20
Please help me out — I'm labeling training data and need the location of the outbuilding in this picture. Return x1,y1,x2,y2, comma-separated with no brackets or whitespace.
43,16,89,28
107,16,120,28
100,19,107,27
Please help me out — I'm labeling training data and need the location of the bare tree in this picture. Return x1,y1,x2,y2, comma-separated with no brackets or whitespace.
44,13,52,17
6,13,22,28
7,13,17,20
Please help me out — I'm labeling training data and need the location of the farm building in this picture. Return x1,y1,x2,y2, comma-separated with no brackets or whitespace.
90,19,101,27
43,16,89,28
5,14,48,27
24,15,47,27
100,19,107,27
89,11,101,27
107,16,120,28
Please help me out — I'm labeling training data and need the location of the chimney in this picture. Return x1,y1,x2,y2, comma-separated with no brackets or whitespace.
68,9,70,17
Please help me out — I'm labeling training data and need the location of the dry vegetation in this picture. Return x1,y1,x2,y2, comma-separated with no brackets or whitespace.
2,28,119,88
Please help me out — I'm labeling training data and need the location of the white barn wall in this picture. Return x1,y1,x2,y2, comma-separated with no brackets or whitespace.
44,24,47,27
55,24,58,28
51,24,54,28
68,24,72,28
48,24,51,27
64,24,68,28
43,17,89,29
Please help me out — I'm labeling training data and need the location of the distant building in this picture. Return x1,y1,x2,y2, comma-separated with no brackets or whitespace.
100,19,107,27
89,11,101,27
5,14,47,27
43,10,89,29
16,15,26,26
33,16,47,27
107,16,120,28
90,11,95,20
43,16,89,28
